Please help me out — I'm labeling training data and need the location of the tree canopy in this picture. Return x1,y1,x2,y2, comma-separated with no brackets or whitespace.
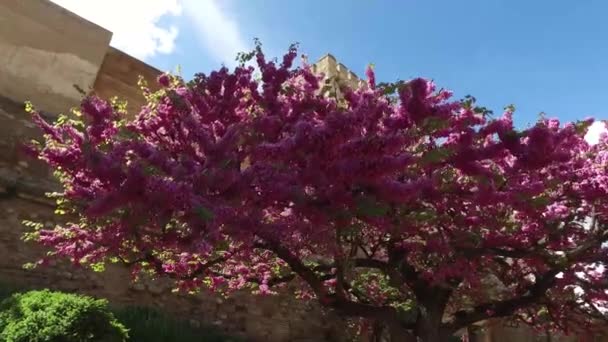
27,45,608,341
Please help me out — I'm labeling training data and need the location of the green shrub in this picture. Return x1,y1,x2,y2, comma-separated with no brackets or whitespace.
114,306,241,342
0,290,128,342
0,284,240,342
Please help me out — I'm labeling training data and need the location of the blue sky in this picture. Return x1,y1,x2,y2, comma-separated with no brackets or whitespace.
53,0,608,128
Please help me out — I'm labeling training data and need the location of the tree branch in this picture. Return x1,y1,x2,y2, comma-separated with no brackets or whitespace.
387,239,425,295
445,226,608,332
445,268,561,332
256,237,416,331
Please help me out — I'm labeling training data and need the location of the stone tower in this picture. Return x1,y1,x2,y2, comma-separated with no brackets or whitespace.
312,53,365,99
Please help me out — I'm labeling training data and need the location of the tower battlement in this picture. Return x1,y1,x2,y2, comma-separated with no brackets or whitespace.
312,53,365,90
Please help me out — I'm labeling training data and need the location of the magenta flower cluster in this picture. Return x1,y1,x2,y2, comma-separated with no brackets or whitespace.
28,44,608,339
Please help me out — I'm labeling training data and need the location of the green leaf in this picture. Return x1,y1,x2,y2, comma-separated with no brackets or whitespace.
56,114,68,125
215,240,230,251
409,210,438,224
22,232,40,242
22,262,37,270
461,95,476,109
22,220,43,230
194,206,214,222
423,116,449,131
377,80,407,97
91,262,106,272
420,147,453,165
356,196,390,217
574,119,594,135
529,195,550,208
504,104,516,113
24,101,35,113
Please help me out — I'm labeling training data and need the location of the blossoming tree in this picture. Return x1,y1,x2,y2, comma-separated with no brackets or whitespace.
26,45,608,341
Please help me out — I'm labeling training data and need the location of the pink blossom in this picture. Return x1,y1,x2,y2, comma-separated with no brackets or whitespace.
544,202,570,220
27,44,608,339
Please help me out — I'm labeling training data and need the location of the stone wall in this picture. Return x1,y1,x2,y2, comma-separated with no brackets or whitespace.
0,95,345,342
312,54,366,101
313,54,365,90
0,1,345,341
93,47,162,116
0,1,605,341
0,0,111,116
467,319,604,342
0,202,344,342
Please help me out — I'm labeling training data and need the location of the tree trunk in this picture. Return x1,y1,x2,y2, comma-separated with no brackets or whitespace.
364,319,417,342
418,328,449,342
467,325,487,342
416,307,449,342
386,322,417,342
369,320,385,342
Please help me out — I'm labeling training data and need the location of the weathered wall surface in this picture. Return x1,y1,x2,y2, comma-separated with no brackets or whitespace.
0,1,605,341
0,0,111,116
0,1,346,341
313,54,365,90
0,199,344,342
93,47,162,116
0,93,346,342
467,319,594,342
313,53,366,102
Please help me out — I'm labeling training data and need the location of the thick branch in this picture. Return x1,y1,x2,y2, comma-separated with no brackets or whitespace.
255,239,326,295
446,268,562,332
138,252,229,280
387,239,425,295
256,237,416,331
445,222,608,332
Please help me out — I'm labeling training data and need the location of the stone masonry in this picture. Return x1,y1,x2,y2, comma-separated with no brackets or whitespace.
0,1,346,341
0,92,348,341
0,1,605,341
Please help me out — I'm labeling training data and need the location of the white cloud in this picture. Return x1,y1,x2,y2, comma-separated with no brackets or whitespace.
50,0,182,60
181,0,248,66
585,121,607,145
